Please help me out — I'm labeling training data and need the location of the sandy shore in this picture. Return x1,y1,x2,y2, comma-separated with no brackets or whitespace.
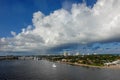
104,65,120,69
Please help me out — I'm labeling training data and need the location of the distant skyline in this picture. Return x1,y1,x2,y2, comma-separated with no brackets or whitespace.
0,0,120,55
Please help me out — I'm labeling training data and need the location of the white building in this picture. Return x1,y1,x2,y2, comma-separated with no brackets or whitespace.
75,52,80,56
93,53,97,55
18,56,33,60
64,52,68,56
104,60,120,66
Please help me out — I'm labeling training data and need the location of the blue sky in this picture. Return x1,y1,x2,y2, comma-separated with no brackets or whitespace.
0,0,96,37
0,0,120,55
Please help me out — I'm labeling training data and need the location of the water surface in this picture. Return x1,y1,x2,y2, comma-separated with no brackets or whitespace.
0,60,120,80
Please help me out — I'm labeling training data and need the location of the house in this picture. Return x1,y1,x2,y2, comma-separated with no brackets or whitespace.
104,60,120,66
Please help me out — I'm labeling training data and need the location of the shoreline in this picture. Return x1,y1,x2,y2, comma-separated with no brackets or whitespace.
1,59,120,69
57,61,120,69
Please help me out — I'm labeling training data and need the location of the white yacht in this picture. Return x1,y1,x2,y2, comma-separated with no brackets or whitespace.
52,63,56,67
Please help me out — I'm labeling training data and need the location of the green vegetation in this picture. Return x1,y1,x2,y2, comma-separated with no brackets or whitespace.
1,54,120,67
44,54,120,66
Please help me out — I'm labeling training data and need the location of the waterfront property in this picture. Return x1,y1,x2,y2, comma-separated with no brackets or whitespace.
44,54,120,67
18,56,33,60
104,60,120,66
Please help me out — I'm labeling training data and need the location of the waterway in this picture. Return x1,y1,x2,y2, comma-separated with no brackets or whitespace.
0,60,120,80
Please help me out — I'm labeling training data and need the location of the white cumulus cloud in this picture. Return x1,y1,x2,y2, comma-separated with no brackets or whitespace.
0,0,120,52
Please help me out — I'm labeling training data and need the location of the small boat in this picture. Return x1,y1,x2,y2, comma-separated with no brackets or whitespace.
52,63,56,67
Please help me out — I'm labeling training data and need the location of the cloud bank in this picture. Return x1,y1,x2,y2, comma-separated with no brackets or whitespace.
0,0,120,53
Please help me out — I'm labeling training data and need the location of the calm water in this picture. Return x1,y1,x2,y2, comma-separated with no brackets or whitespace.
0,60,120,80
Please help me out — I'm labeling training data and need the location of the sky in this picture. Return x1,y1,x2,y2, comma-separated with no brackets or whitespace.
0,0,96,37
0,0,120,55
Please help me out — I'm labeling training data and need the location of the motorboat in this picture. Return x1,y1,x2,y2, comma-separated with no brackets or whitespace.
52,63,56,67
